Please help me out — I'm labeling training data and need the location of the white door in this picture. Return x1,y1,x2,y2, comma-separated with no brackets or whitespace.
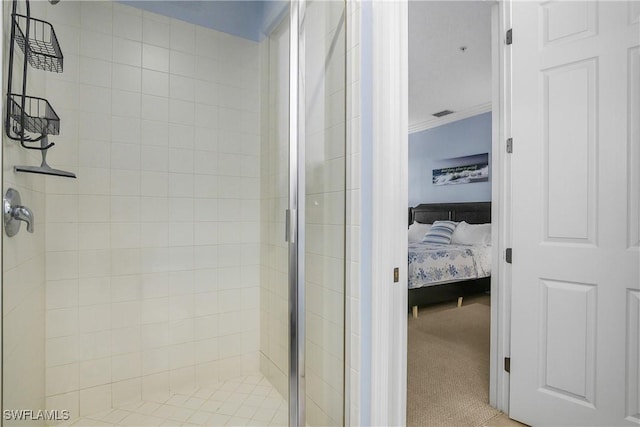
510,1,640,426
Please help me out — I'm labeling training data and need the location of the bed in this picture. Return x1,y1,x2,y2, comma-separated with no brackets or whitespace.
408,202,492,318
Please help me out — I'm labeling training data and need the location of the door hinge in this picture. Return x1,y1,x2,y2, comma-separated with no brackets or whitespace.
506,29,513,45
505,248,512,264
504,357,511,373
506,137,513,153
393,267,399,283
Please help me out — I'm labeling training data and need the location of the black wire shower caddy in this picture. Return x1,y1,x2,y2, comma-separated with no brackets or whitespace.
5,0,75,178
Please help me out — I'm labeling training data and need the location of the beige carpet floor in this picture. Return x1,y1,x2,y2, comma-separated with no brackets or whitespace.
407,297,502,427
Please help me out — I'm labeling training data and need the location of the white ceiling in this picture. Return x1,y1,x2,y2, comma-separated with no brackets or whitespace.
409,1,493,131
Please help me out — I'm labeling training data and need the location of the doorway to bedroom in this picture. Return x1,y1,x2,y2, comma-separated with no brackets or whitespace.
406,2,513,426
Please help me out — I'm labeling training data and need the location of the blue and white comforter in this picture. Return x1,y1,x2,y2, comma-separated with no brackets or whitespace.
408,242,491,289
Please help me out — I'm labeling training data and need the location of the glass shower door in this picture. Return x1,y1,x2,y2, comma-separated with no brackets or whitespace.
301,1,347,425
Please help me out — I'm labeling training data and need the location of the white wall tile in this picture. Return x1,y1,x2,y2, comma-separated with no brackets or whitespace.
112,378,142,407
168,148,194,173
78,249,111,278
79,277,111,307
79,140,111,169
168,173,194,197
169,99,195,126
112,63,141,93
113,90,141,118
79,331,111,360
112,352,142,382
113,5,142,42
47,251,79,281
80,31,113,62
141,222,169,248
111,143,141,171
170,50,195,78
142,44,170,73
111,222,141,249
47,392,80,422
195,104,218,129
111,196,140,222
142,298,169,325
169,124,195,150
141,119,169,147
46,363,79,396
143,17,171,48
113,37,142,67
79,112,111,142
47,335,79,367
142,372,170,403
166,198,191,223
170,20,195,53
111,275,141,303
79,384,112,416
142,69,169,98
112,326,141,355
142,347,169,375
79,84,111,114
140,146,169,172
79,357,111,389
81,2,112,34
111,170,141,196
169,75,195,101
140,197,169,222
79,304,111,333
47,280,79,310
141,94,169,122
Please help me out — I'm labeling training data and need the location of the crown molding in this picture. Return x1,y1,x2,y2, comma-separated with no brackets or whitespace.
408,102,492,134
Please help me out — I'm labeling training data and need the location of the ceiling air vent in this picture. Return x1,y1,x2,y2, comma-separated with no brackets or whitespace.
432,110,454,118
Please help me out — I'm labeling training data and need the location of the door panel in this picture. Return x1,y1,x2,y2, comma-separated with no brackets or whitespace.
627,289,640,420
510,1,640,426
629,45,640,249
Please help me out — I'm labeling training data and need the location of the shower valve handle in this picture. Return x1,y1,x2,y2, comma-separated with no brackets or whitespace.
3,188,34,237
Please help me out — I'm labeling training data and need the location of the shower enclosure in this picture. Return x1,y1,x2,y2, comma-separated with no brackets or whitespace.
1,0,347,425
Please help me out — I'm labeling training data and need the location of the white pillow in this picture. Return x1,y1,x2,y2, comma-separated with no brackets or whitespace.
408,222,432,243
451,221,492,245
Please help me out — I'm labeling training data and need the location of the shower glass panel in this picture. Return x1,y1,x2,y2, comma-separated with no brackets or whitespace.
1,0,345,425
303,1,346,426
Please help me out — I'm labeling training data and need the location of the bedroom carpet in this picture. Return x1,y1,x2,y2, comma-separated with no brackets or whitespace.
407,298,504,427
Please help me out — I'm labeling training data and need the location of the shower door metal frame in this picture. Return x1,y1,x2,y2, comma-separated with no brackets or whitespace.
287,0,306,425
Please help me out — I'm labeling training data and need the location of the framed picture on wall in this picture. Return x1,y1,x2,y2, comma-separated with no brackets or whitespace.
432,153,489,186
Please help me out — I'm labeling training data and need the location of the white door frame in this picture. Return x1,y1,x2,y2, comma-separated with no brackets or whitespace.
368,1,512,424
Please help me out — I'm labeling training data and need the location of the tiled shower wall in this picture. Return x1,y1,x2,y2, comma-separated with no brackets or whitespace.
2,1,48,421
40,1,261,419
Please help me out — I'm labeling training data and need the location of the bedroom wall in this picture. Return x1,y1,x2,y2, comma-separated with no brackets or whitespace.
408,112,491,207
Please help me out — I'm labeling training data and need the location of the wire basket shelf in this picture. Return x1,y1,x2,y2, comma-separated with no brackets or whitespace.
13,13,63,73
8,93,60,137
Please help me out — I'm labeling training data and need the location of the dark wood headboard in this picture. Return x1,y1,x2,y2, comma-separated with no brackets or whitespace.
409,202,491,225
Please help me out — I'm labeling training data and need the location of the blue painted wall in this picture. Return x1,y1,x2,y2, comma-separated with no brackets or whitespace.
120,1,286,42
408,112,492,207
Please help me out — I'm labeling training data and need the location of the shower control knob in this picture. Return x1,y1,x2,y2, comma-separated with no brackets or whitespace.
3,188,34,237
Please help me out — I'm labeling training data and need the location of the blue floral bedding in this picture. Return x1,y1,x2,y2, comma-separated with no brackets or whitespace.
408,242,491,289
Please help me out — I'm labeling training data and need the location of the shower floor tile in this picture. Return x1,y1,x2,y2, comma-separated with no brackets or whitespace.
68,375,287,426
